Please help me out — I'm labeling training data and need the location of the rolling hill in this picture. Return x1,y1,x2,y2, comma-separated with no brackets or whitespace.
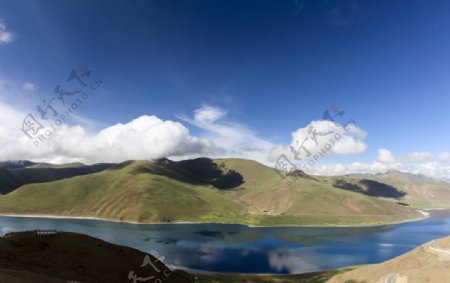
0,163,115,195
339,170,450,208
328,234,450,283
0,158,426,226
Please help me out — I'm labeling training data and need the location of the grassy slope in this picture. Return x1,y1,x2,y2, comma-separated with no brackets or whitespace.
195,267,355,283
202,159,420,226
0,163,114,195
0,160,242,222
376,178,450,208
0,158,421,226
343,171,450,209
328,235,450,283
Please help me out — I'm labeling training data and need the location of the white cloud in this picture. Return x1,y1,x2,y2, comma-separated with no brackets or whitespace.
51,116,220,163
404,151,432,163
0,19,13,44
377,148,395,163
268,120,367,162
0,75,39,105
268,249,319,274
0,103,221,164
1,100,448,180
377,149,431,164
193,105,227,125
438,152,450,162
21,82,36,92
0,101,24,128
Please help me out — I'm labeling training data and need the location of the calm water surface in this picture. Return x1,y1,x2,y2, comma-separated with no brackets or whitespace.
1,211,450,274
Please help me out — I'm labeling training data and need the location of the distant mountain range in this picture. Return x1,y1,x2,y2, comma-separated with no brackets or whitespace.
2,157,449,226
0,160,36,170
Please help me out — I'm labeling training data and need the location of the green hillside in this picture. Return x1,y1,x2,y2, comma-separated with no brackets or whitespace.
328,234,450,283
0,158,423,226
0,163,114,195
342,170,450,208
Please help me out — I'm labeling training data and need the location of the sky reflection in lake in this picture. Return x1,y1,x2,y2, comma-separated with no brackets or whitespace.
1,211,450,274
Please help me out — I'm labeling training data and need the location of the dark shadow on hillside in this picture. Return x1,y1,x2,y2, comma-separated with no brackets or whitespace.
333,179,406,198
132,158,244,190
0,231,194,283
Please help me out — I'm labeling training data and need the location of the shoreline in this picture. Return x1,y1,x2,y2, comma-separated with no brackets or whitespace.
188,264,362,276
0,212,446,279
0,209,436,228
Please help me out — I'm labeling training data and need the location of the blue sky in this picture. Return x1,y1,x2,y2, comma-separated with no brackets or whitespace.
0,0,449,177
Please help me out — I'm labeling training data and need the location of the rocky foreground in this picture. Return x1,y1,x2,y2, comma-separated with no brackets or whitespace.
0,231,193,283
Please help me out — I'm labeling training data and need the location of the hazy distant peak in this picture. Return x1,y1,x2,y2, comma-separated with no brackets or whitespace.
0,160,35,169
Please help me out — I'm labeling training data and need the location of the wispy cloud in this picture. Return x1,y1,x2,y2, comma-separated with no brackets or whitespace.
21,82,36,92
178,104,274,163
377,148,432,164
0,19,14,44
293,0,308,16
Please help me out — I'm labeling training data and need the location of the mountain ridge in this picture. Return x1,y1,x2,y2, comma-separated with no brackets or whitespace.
0,157,432,226
0,163,115,194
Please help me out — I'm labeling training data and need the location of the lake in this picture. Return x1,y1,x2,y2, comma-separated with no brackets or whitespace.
1,211,450,274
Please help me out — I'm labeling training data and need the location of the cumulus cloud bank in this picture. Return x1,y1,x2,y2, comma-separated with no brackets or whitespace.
1,97,448,179
266,121,450,180
0,102,220,164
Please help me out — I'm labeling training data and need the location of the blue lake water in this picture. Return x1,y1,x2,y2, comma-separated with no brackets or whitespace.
1,211,450,274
